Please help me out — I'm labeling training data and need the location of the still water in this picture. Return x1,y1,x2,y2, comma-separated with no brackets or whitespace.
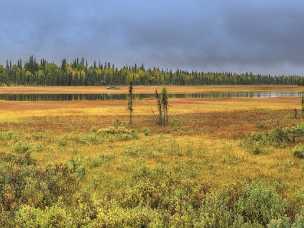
0,91,301,101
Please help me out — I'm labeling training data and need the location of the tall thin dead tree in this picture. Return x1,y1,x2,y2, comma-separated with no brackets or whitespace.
155,89,163,126
128,81,133,125
161,87,168,126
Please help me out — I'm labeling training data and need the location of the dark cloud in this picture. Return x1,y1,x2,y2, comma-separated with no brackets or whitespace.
0,0,304,74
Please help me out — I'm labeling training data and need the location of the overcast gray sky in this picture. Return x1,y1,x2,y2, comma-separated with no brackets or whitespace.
0,0,303,74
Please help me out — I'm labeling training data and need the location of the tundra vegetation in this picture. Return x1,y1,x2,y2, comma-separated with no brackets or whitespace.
0,86,303,227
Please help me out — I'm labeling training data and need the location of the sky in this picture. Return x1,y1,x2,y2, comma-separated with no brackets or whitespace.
0,0,303,74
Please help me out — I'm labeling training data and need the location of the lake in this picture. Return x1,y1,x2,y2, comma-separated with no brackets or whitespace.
0,91,302,101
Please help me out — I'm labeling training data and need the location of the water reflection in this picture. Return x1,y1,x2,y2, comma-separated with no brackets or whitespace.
0,91,301,101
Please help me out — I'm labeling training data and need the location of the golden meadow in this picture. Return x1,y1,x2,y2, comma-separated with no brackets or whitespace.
0,86,304,227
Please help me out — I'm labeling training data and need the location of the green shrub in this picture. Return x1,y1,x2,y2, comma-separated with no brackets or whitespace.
70,192,98,226
67,126,138,146
143,128,151,136
90,127,98,133
242,132,269,154
269,128,292,146
235,182,286,225
66,157,86,179
89,154,114,168
97,126,138,141
293,144,304,159
0,131,18,141
196,182,288,227
0,150,81,213
15,205,44,228
124,146,142,157
118,164,204,219
268,217,291,228
0,150,35,166
256,122,267,129
31,132,47,141
124,144,159,158
250,145,265,155
268,210,304,227
94,205,161,227
242,128,294,154
57,137,67,147
293,209,304,227
197,192,236,227
34,143,44,152
289,124,304,136
12,141,32,154
170,118,182,131
113,119,123,128
15,205,74,228
78,132,104,145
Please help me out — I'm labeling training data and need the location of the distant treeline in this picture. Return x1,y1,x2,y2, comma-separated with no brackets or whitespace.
0,56,304,86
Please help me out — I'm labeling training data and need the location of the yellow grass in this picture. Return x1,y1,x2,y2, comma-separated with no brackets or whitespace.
0,97,299,122
0,89,303,196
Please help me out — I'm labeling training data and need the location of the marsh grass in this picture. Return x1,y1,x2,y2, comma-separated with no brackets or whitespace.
0,96,303,226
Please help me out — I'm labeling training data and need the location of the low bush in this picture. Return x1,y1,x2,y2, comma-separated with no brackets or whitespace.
78,132,104,145
197,191,237,227
293,144,304,159
241,136,265,154
269,128,292,146
235,182,286,225
97,126,138,141
66,157,86,179
0,131,18,141
256,122,267,129
242,126,303,154
15,205,74,228
12,141,32,154
31,132,47,141
116,165,207,218
1,140,304,226
89,154,114,168
170,118,182,131
58,126,138,146
143,128,151,136
268,210,304,227
0,151,81,226
93,205,161,227
57,137,68,147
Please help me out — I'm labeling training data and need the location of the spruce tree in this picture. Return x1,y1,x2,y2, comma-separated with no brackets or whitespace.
161,88,169,126
301,92,304,117
155,89,163,126
128,81,134,125
155,88,169,127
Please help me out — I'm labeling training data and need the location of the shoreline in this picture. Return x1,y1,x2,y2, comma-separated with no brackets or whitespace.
0,85,302,94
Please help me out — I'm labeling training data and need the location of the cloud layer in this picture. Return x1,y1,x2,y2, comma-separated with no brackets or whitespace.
0,0,303,74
